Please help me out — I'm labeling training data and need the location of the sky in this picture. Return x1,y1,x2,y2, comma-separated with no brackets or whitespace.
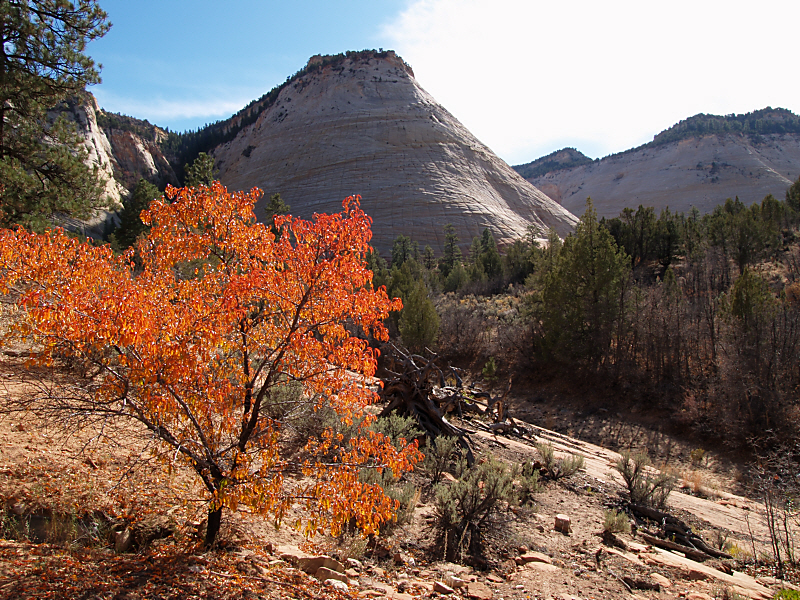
88,0,800,166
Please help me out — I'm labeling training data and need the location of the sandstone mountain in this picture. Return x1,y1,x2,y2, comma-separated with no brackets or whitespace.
55,95,178,237
515,108,800,219
206,51,578,256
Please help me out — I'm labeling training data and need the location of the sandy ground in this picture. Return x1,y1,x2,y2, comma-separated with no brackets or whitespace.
0,346,796,600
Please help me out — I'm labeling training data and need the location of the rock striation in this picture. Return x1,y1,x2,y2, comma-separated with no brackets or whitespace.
516,110,800,219
211,52,577,256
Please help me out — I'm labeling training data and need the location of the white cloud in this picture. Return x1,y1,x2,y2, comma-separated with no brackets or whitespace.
92,90,253,127
383,0,800,164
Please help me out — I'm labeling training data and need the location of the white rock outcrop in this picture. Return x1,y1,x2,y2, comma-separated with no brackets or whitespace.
52,95,178,238
212,52,577,256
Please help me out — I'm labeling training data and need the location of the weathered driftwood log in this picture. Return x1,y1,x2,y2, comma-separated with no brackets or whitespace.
485,377,512,423
378,344,475,464
639,532,710,562
631,504,733,560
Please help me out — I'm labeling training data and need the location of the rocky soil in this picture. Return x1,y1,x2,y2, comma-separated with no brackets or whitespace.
0,349,797,599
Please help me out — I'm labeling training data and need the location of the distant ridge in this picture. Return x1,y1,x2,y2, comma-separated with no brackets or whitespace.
609,107,800,159
515,107,800,218
514,148,595,180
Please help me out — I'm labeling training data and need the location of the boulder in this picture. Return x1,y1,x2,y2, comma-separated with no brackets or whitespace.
444,574,466,588
555,513,571,534
324,579,349,592
650,573,671,588
298,555,345,574
114,528,134,554
466,581,494,599
433,581,455,594
316,566,349,584
518,551,552,565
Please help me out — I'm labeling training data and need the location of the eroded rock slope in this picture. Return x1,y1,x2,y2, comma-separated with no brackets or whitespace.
212,52,578,255
517,110,800,219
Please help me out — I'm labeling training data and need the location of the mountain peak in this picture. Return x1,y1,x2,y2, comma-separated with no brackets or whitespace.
305,49,414,77
209,51,577,255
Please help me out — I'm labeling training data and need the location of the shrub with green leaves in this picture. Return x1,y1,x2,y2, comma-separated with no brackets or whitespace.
690,448,706,467
371,413,421,450
359,414,421,529
359,467,418,529
422,435,464,485
614,450,676,508
603,509,631,534
515,461,542,506
536,442,585,480
433,457,514,562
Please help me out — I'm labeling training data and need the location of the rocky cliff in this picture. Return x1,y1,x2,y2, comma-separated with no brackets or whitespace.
62,97,178,238
515,109,800,219
99,121,178,195
210,51,578,256
58,96,178,209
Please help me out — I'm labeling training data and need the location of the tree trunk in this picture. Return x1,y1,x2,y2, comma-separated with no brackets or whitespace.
205,505,223,547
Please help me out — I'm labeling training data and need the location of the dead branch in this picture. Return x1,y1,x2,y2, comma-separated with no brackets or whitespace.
631,504,733,560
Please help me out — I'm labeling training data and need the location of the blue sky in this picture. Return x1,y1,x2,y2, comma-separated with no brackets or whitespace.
89,0,800,165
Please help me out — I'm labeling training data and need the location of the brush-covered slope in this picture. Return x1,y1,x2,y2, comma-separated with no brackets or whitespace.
516,108,800,218
211,51,577,255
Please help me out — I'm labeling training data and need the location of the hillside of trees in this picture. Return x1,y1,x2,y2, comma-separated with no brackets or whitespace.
605,107,800,161
513,147,595,179
376,178,800,451
650,107,800,147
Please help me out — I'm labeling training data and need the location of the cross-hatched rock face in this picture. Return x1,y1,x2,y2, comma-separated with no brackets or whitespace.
212,52,577,256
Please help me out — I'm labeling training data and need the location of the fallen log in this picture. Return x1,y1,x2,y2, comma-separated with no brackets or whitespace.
630,504,673,523
639,532,710,562
622,576,660,591
683,534,733,560
631,504,733,560
378,344,475,464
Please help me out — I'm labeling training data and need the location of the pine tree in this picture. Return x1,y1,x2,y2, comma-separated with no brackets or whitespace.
391,235,414,268
443,259,468,293
0,0,110,229
422,245,436,270
439,223,461,278
183,152,217,187
537,201,631,370
399,278,439,352
479,228,502,279
265,192,290,218
109,178,160,250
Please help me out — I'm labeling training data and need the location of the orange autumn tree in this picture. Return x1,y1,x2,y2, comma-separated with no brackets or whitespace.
0,182,419,546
